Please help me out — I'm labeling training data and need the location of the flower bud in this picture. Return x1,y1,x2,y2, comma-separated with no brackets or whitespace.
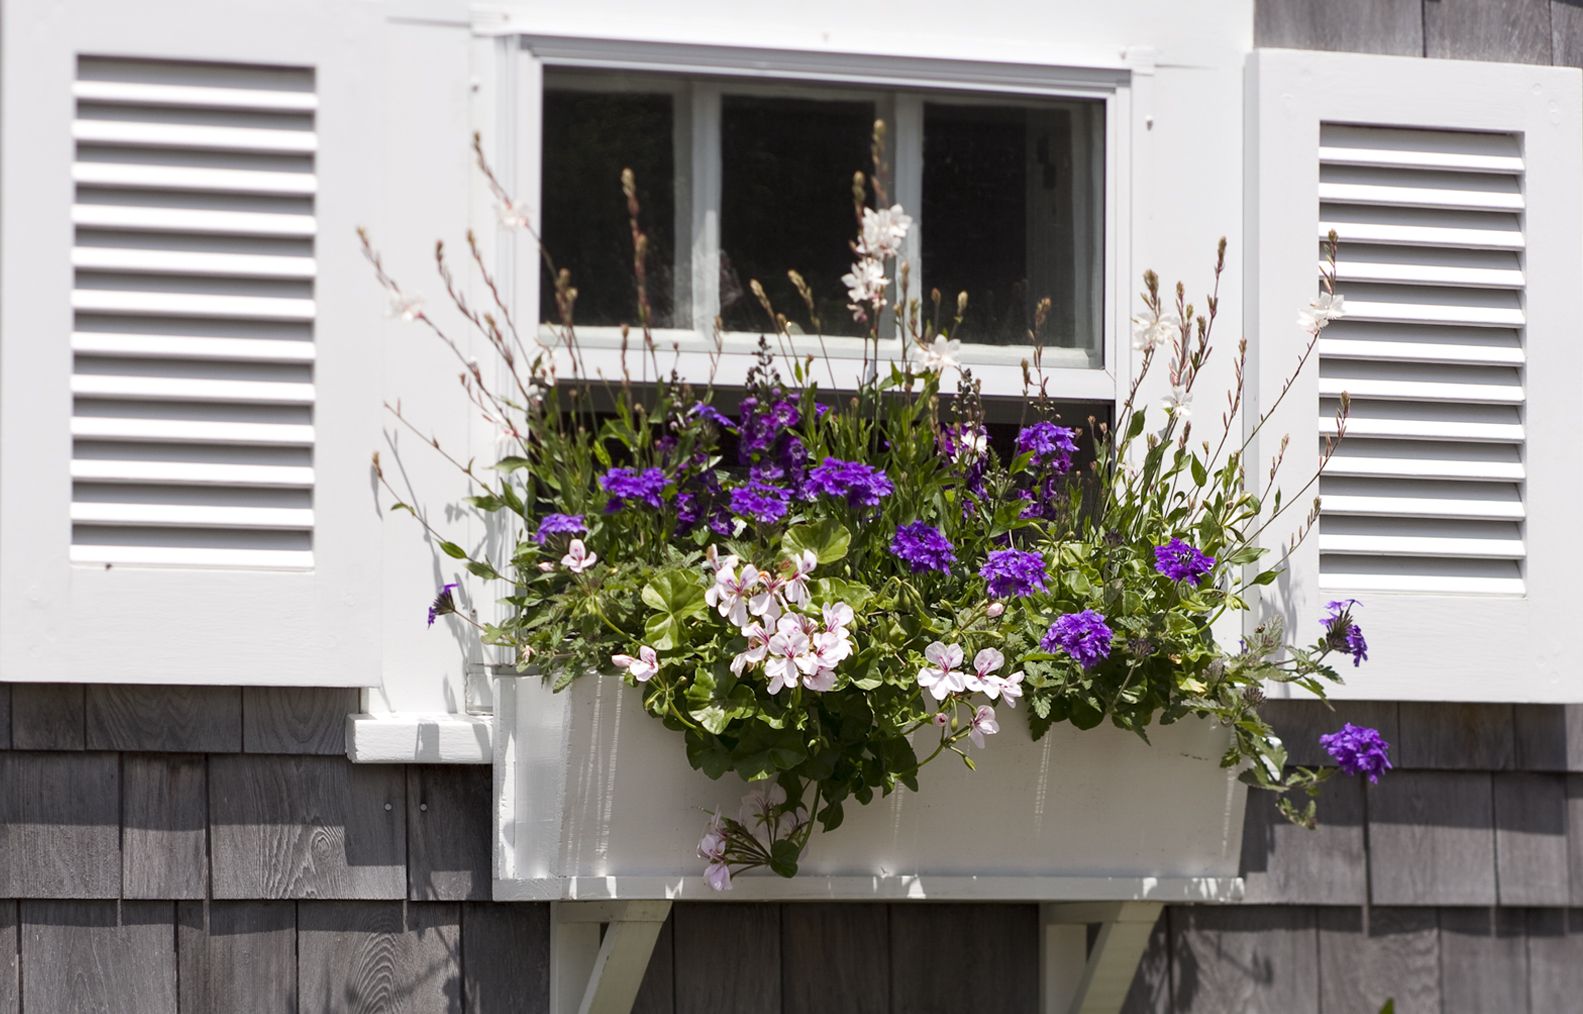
986,602,1005,619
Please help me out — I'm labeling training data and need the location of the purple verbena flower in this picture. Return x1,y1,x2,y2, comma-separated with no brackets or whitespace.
979,548,1048,599
1015,421,1078,473
727,481,790,524
1319,723,1391,782
1322,598,1369,667
599,467,667,512
533,513,587,545
427,583,458,627
1154,537,1216,585
890,522,957,574
1041,609,1113,668
807,457,894,508
738,396,800,460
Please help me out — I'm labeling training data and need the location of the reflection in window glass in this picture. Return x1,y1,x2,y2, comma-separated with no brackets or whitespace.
719,95,875,337
540,89,682,328
922,101,1103,354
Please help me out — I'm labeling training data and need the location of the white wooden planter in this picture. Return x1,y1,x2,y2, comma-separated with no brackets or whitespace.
493,670,1248,903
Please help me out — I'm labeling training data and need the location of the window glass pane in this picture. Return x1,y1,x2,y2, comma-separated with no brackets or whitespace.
719,94,875,337
922,101,1103,358
540,87,683,328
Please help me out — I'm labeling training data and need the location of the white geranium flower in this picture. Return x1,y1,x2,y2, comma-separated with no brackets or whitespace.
985,670,1024,708
705,544,739,574
916,640,966,701
706,563,760,628
749,572,784,623
920,335,961,373
780,550,817,607
740,782,788,839
968,705,1000,749
611,645,659,683
822,601,854,633
1297,292,1346,332
731,622,772,676
859,204,913,258
764,615,818,695
965,647,1004,694
560,538,597,573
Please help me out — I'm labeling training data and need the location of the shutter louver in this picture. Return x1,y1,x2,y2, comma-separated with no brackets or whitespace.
69,56,318,569
1316,124,1526,596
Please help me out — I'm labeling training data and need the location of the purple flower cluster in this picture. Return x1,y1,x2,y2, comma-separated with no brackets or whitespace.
980,549,1048,599
728,481,791,524
1015,421,1078,473
807,457,894,508
427,583,458,627
599,467,667,512
890,522,957,574
690,402,737,432
533,513,587,545
1154,538,1215,585
1322,599,1369,667
1319,723,1391,782
1042,609,1114,668
738,396,800,460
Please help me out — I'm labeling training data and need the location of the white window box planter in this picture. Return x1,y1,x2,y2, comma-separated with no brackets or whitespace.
492,669,1248,903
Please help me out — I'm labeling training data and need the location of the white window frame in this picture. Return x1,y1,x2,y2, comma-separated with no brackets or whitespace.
1248,49,1583,703
502,35,1131,401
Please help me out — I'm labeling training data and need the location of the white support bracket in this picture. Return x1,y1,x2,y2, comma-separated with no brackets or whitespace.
1041,901,1164,1014
551,900,673,1014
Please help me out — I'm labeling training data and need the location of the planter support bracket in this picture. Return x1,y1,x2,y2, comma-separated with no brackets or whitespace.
1041,901,1164,1014
551,900,673,1014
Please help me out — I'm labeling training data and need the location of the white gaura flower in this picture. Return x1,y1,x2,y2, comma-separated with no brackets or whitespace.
965,647,1004,694
561,538,597,573
497,199,533,231
916,641,966,701
764,615,818,694
612,645,659,683
781,550,817,607
920,335,961,373
985,670,1024,708
1297,292,1346,332
731,622,773,676
822,601,854,634
1161,384,1192,420
968,705,1000,749
859,204,913,258
842,257,888,308
706,563,760,628
388,293,424,322
1130,311,1178,351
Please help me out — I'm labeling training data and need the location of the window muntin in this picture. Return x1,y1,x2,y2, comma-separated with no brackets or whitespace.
538,71,1106,372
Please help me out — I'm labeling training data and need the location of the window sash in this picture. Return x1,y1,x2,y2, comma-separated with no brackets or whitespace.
528,57,1121,400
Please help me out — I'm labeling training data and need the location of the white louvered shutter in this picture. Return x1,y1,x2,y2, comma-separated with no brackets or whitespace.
1,0,383,684
1249,51,1582,702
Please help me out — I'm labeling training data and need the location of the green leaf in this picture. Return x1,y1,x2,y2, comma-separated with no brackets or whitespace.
1190,454,1208,487
1127,407,1147,439
769,839,801,878
641,570,708,618
782,520,852,564
439,541,469,560
812,577,874,611
644,613,682,651
494,456,532,472
1251,569,1279,586
465,560,502,580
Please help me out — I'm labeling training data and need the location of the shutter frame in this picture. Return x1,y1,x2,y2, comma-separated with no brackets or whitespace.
0,0,383,684
1248,50,1583,702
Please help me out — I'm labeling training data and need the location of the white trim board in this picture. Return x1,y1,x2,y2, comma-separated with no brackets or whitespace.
345,712,493,764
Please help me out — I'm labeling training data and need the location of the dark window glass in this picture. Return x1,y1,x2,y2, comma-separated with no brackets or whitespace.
719,95,875,336
540,89,681,328
922,102,1103,353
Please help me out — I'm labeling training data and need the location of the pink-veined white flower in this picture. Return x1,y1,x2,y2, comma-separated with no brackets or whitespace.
965,647,1004,693
781,550,817,606
985,670,1024,708
931,710,950,728
561,538,597,573
706,544,739,573
1298,292,1346,332
968,704,1000,749
612,645,659,683
705,861,733,892
859,204,913,258
706,563,760,628
822,601,854,634
810,628,853,681
750,573,785,623
920,335,960,373
803,667,837,692
916,641,966,701
731,622,772,676
764,615,817,694
740,783,787,840
697,810,732,892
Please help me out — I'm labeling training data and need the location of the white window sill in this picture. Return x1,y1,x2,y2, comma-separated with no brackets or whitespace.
344,712,493,764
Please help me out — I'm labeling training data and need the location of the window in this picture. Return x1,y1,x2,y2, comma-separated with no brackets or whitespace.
537,71,1106,377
